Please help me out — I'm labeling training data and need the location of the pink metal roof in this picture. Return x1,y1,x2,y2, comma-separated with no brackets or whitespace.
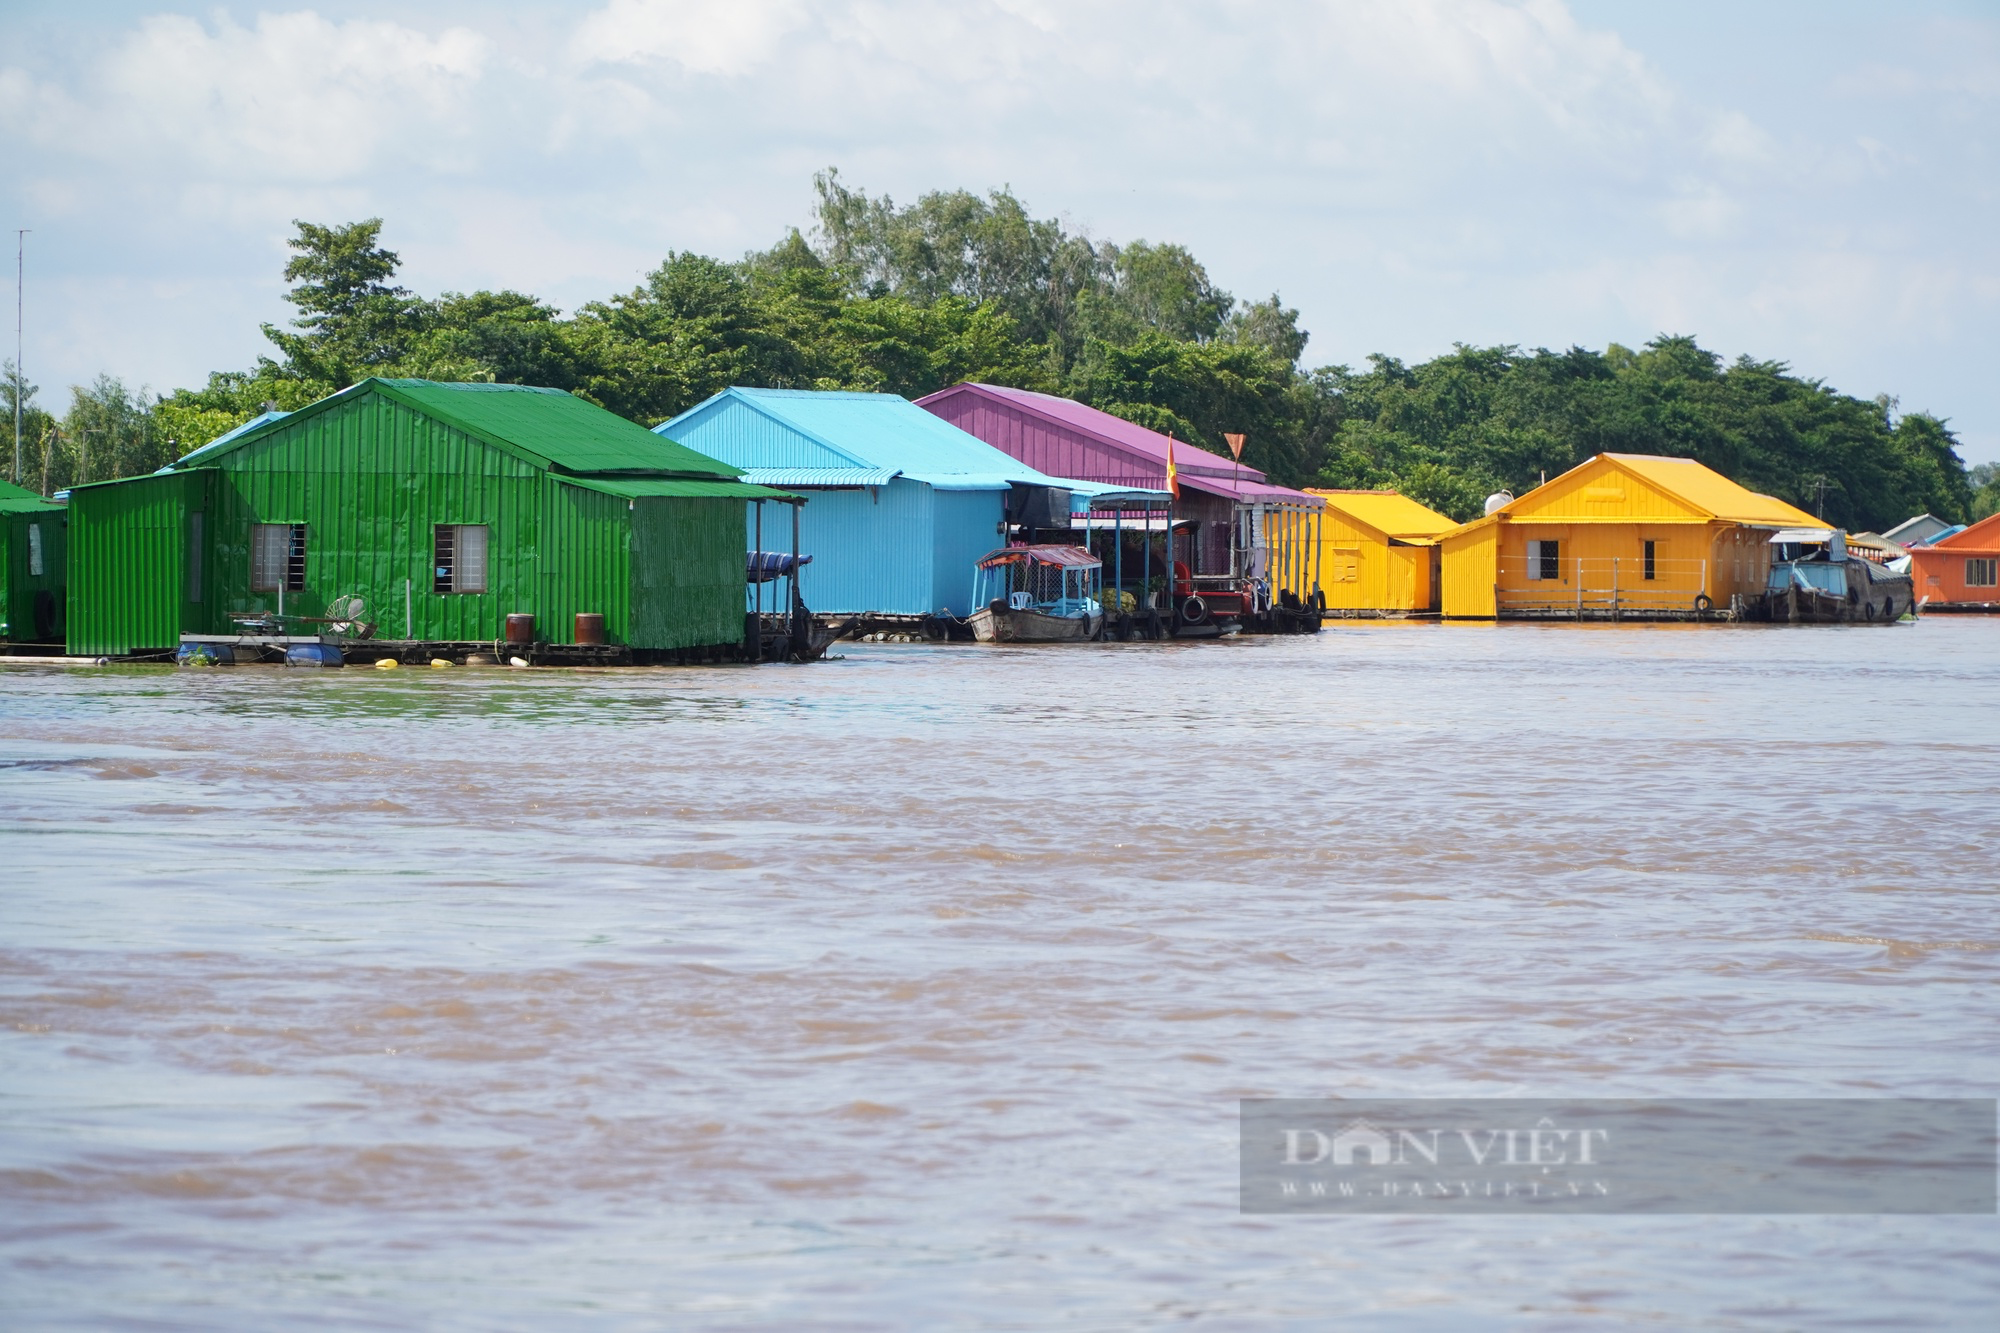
921,383,1243,471
918,382,1323,508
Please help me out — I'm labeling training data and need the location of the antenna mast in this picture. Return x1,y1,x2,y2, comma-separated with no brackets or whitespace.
13,230,24,485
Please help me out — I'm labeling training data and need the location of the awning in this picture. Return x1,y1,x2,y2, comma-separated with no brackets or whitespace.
1066,481,1174,511
740,466,899,489
563,476,798,502
1181,474,1325,508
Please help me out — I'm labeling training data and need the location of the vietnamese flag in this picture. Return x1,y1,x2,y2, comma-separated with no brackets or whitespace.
1165,433,1181,499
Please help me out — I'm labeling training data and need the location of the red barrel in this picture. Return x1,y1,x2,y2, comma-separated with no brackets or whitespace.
505,614,536,645
574,612,605,645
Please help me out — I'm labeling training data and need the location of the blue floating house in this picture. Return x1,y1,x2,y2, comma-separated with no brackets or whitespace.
654,389,1089,616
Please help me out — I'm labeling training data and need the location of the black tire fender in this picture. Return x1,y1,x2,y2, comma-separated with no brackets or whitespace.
1180,595,1209,625
1694,593,1713,613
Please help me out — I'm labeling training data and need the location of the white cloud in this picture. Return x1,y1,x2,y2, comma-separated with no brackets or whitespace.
3,12,488,182
570,0,806,75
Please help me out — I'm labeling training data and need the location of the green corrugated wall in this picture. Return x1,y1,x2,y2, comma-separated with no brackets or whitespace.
206,393,546,641
540,481,633,646
632,496,742,649
67,471,207,655
2,508,67,642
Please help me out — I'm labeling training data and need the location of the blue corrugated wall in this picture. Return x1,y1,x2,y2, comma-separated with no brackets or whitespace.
747,481,923,616
931,489,1004,615
665,397,854,470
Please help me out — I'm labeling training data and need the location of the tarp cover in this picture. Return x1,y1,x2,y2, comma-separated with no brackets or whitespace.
747,551,813,583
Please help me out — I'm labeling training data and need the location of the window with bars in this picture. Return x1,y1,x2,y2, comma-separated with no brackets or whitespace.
1642,539,1657,581
251,523,306,592
434,524,489,594
1527,539,1560,582
28,523,43,577
1968,558,1998,588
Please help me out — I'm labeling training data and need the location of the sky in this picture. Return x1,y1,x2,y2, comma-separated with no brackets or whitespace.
3,0,1996,463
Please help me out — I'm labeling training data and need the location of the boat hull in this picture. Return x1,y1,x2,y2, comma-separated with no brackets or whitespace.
968,606,1105,643
1754,561,1914,625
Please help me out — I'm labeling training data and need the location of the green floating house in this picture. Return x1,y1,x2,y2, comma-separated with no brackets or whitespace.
65,378,793,658
1,477,66,645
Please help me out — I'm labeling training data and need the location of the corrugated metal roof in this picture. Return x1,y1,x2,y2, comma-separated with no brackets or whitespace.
1595,454,1822,526
657,388,1071,488
1067,481,1174,510
1308,489,1457,540
1182,474,1323,508
170,379,741,479
919,382,1253,477
976,543,1101,569
1931,512,2000,551
379,381,740,476
0,477,62,513
739,466,900,488
171,410,292,469
559,476,797,502
1883,513,1951,544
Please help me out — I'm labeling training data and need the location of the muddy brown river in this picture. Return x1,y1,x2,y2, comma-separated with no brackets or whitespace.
3,619,1997,1328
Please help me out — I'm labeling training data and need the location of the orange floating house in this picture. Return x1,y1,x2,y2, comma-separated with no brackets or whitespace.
1910,512,2000,612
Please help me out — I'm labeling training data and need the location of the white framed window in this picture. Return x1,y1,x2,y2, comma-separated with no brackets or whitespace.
434,524,489,594
252,523,305,592
1526,539,1560,582
1968,558,1998,588
27,523,42,577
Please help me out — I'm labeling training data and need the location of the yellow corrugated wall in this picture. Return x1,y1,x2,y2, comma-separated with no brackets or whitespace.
1466,456,1790,616
1489,520,1768,612
1440,522,1498,618
1312,510,1434,612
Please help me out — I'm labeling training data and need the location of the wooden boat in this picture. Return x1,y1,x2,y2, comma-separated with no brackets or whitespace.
967,544,1106,643
1755,528,1914,625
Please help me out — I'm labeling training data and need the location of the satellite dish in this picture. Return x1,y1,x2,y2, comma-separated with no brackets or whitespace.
1483,491,1514,516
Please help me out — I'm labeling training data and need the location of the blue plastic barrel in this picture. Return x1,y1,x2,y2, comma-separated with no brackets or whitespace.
284,643,344,668
176,643,234,666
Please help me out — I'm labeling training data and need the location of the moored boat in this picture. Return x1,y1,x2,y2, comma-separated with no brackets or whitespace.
967,545,1105,643
1755,528,1913,625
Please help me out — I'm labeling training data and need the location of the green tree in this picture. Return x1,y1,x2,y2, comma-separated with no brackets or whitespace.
1226,295,1309,365
2,359,57,492
60,375,164,486
262,218,429,386
1967,462,1999,521
1068,332,1319,484
127,182,1979,528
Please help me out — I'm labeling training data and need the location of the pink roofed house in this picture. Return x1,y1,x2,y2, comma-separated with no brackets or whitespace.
915,383,1324,605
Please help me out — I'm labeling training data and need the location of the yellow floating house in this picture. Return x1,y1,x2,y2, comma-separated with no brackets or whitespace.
1303,489,1457,615
1439,454,1824,620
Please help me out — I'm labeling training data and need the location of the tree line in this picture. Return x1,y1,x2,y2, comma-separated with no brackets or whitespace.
4,169,1992,530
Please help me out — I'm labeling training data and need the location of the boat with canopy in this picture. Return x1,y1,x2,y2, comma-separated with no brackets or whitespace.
967,545,1105,643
